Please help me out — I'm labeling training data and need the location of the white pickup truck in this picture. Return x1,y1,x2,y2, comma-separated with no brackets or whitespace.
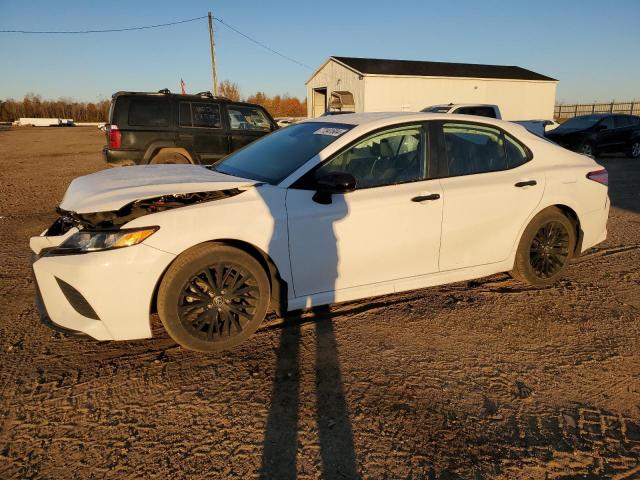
421,104,558,136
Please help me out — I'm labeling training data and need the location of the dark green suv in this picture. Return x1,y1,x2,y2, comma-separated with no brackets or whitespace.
103,90,278,165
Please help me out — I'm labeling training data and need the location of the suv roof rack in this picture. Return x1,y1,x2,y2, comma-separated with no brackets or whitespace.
196,91,231,101
158,88,171,94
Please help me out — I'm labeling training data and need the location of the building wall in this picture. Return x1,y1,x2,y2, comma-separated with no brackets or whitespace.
363,75,558,120
306,61,365,117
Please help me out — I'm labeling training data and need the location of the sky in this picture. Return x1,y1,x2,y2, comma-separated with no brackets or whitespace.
0,0,639,104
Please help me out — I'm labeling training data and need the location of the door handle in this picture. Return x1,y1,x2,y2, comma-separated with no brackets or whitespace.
412,193,440,202
514,180,537,187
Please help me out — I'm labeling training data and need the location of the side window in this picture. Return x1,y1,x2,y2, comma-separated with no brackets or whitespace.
227,105,272,131
442,123,508,176
192,103,221,128
316,125,426,189
600,117,614,129
504,134,530,168
614,116,630,128
179,102,192,127
128,99,170,127
630,116,640,126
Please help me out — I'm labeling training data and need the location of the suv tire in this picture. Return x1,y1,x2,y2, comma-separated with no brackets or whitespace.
150,150,191,164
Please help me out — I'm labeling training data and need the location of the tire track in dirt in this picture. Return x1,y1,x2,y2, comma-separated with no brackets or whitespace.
1,129,640,479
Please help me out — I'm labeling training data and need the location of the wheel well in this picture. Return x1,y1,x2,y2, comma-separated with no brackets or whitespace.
550,204,583,255
149,147,194,164
149,239,287,320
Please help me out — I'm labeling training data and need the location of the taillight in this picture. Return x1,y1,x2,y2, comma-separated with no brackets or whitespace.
108,125,121,149
587,169,608,186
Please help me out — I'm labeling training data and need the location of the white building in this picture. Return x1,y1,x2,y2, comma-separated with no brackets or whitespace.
306,56,558,121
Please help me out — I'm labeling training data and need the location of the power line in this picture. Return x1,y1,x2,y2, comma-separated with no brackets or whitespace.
0,15,207,34
212,16,312,70
0,14,312,70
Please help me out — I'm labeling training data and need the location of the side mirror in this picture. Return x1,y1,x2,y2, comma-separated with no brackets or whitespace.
312,171,356,204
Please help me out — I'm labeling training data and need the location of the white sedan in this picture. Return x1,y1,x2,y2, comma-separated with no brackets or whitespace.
31,112,610,352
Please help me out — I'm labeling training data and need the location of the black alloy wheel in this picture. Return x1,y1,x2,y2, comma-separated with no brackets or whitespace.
511,207,577,288
529,221,570,279
178,263,258,341
157,243,270,352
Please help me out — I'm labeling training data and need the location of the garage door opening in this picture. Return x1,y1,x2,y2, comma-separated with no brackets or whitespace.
329,91,355,113
313,88,327,117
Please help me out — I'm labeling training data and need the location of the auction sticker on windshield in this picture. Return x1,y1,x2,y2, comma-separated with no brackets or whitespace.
314,127,349,136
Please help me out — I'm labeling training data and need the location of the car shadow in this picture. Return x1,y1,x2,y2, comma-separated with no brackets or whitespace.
259,188,358,478
596,154,640,215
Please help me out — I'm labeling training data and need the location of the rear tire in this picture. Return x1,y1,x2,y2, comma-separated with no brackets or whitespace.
157,244,270,353
630,139,640,159
150,151,190,164
511,208,577,288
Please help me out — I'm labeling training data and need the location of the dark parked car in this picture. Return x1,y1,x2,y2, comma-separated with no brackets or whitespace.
103,90,278,165
546,113,640,158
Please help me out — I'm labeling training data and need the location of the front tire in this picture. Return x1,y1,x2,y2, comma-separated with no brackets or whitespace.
577,141,595,157
630,139,640,159
511,208,577,288
157,244,270,352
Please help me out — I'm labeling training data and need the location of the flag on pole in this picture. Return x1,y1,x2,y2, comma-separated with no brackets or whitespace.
180,79,186,94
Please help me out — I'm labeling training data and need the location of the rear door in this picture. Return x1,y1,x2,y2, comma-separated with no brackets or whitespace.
226,104,274,153
613,115,634,148
177,101,229,164
436,121,545,271
595,116,618,151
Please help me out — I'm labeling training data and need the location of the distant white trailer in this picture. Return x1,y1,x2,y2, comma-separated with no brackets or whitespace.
17,118,64,127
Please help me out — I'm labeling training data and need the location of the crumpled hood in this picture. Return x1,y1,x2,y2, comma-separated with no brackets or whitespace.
60,164,257,213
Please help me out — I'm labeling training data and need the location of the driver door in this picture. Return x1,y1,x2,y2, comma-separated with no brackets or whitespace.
286,124,443,300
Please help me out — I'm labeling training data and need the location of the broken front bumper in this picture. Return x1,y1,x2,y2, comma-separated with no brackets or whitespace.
32,256,85,336
31,234,176,341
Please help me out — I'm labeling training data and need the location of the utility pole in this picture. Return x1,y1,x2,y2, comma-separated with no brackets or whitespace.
208,11,218,96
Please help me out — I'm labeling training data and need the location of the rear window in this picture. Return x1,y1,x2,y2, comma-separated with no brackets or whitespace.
455,106,497,118
128,99,170,127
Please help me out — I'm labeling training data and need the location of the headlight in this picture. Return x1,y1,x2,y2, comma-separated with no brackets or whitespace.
51,227,159,255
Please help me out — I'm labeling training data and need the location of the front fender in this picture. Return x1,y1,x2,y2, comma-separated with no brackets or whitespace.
126,185,294,292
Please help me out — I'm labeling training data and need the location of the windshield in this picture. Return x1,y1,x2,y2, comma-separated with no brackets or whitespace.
557,115,603,130
215,122,353,184
421,106,451,113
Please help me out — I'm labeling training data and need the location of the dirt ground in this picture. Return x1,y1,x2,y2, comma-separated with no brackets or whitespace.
0,127,639,479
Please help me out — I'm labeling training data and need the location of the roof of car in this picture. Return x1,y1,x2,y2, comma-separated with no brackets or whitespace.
302,111,519,129
110,91,258,107
304,112,417,125
331,56,557,81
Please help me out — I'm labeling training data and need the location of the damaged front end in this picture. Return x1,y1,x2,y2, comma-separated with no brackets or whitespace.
47,189,244,234
32,189,244,257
